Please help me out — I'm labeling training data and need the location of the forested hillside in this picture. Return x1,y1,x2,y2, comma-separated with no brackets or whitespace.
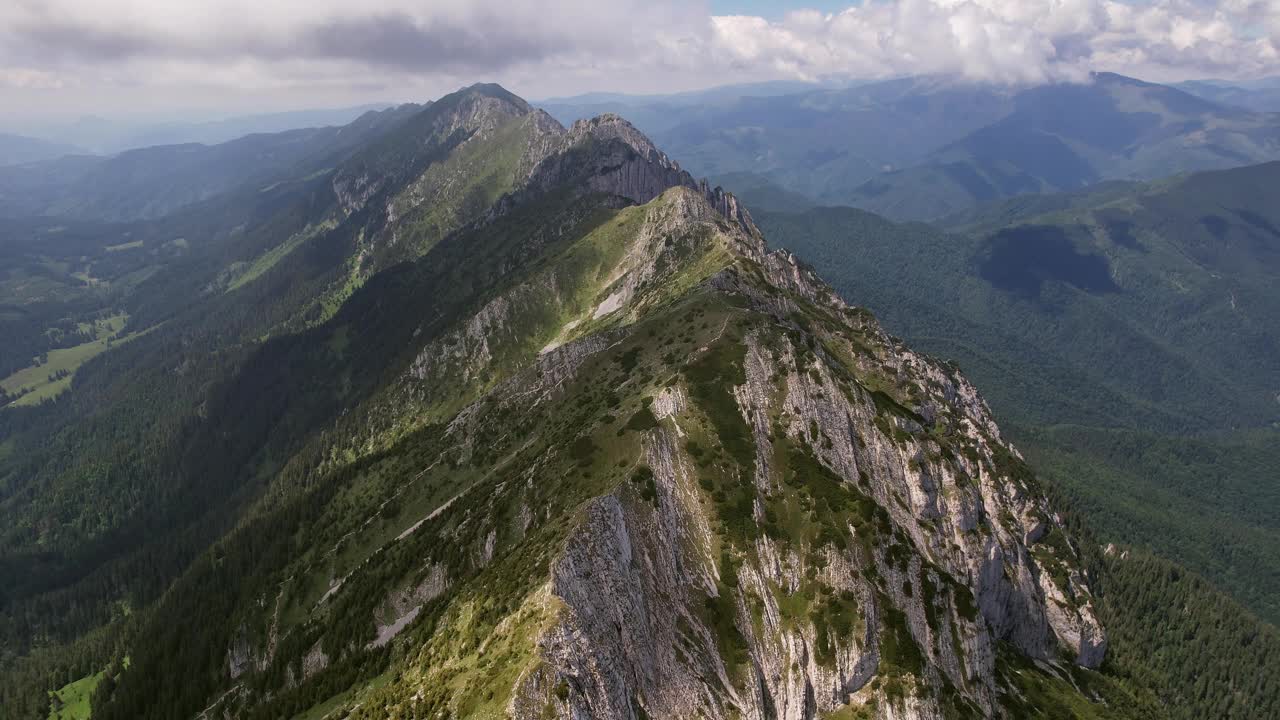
1097,547,1280,720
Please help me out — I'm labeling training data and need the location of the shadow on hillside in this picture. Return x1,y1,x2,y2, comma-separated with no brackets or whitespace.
978,225,1120,298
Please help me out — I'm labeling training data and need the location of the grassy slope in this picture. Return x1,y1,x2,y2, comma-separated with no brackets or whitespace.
1,313,131,406
266,195,703,622
47,669,103,720
80,187,744,720
226,220,338,292
381,115,536,266
281,113,548,333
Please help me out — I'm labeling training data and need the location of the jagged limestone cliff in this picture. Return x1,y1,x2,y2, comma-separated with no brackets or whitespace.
363,182,1109,719
101,89,1128,720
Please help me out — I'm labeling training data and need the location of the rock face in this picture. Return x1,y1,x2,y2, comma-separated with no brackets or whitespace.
492,190,1106,720
191,88,1111,720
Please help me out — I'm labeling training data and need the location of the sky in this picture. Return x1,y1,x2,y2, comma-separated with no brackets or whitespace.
1,0,1278,123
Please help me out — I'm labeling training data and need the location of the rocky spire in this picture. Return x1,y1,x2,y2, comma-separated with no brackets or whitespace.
516,112,762,239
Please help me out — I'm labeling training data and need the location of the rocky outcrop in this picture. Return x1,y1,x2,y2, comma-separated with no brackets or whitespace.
499,187,1106,719
511,342,1102,719
512,113,761,238
368,563,450,649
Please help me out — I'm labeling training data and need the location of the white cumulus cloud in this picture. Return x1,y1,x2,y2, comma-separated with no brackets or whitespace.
705,0,1278,86
0,0,1275,117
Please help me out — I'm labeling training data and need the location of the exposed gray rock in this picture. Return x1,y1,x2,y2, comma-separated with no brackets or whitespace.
368,563,450,650
503,191,1106,719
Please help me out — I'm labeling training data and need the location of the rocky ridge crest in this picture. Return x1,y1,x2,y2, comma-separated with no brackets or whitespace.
188,88,1115,720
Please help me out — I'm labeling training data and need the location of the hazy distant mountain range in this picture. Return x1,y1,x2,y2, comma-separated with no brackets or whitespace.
3,104,392,156
0,133,83,167
0,105,420,220
544,73,1280,221
1174,76,1280,112
6,72,1278,223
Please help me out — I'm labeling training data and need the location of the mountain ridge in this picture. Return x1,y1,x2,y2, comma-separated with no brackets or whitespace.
0,132,83,167
2,84,1150,720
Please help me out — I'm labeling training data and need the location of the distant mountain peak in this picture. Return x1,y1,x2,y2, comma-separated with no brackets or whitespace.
1090,71,1147,86
567,112,671,163
455,81,532,108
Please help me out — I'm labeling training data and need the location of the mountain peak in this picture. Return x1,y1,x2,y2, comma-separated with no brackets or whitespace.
329,86,763,283
503,110,761,239
1091,71,1146,86
457,81,530,107
566,112,673,167
330,84,540,217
